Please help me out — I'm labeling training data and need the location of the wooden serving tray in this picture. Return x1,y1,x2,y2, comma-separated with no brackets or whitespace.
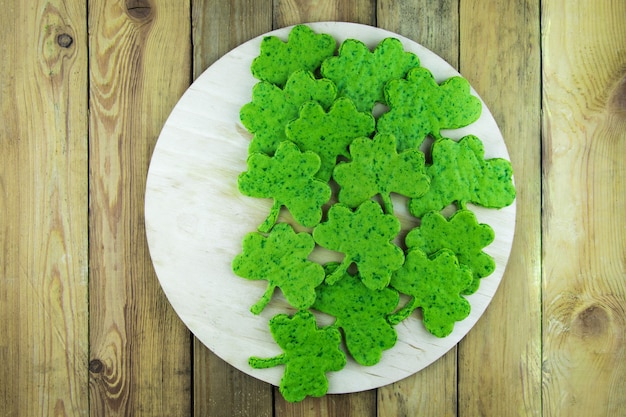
145,22,516,394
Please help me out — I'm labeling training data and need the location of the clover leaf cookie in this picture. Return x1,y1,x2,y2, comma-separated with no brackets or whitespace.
238,141,332,232
313,200,404,290
240,70,337,155
389,249,472,338
313,264,399,366
321,37,420,112
333,133,430,214
251,25,336,87
248,311,346,402
286,97,375,181
405,209,495,294
232,223,325,314
377,67,482,151
409,135,516,217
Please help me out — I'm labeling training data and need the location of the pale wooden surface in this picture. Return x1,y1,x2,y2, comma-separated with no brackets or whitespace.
541,1,626,416
1,1,624,417
87,1,191,416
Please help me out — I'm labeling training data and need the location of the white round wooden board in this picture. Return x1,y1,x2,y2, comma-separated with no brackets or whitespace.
145,22,516,394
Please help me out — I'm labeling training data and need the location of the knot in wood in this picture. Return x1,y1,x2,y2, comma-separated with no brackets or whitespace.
575,304,608,338
609,73,626,114
56,33,73,48
89,359,104,374
126,0,153,20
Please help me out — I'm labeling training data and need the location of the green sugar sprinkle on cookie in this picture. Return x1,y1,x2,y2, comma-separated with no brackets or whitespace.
405,210,496,294
285,97,375,181
313,264,399,366
238,141,332,232
240,69,337,155
251,24,336,87
321,37,420,112
377,66,482,151
389,249,472,338
313,200,404,290
230,24,516,401
409,135,516,217
232,223,325,314
249,311,346,402
333,132,430,214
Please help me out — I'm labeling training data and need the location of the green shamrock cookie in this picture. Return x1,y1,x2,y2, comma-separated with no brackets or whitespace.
285,97,375,181
389,249,472,338
240,69,337,155
313,200,404,290
405,209,495,294
251,25,337,87
238,141,332,232
333,133,430,214
409,135,516,217
321,37,420,112
249,311,346,402
232,223,325,314
377,67,482,151
313,264,399,366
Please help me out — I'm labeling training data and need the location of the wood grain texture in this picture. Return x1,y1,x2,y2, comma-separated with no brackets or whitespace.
191,4,274,416
0,1,89,416
378,350,457,417
88,1,192,416
274,0,376,27
193,347,273,417
542,0,626,415
192,0,273,79
377,0,459,68
377,2,459,416
274,390,376,417
458,0,543,416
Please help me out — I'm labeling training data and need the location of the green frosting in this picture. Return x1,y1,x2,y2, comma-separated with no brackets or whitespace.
405,209,495,294
377,67,482,151
249,311,346,402
333,133,430,214
238,141,332,232
321,37,420,112
409,135,516,217
251,25,336,87
232,223,325,314
313,200,404,290
389,249,472,338
240,69,337,155
313,265,399,366
285,97,375,181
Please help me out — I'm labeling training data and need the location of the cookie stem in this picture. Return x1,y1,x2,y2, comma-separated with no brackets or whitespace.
258,200,282,233
387,297,419,325
381,193,394,215
250,284,276,314
325,256,352,285
249,353,287,369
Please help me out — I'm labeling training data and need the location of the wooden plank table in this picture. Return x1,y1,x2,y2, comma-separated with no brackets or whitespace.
0,1,623,416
